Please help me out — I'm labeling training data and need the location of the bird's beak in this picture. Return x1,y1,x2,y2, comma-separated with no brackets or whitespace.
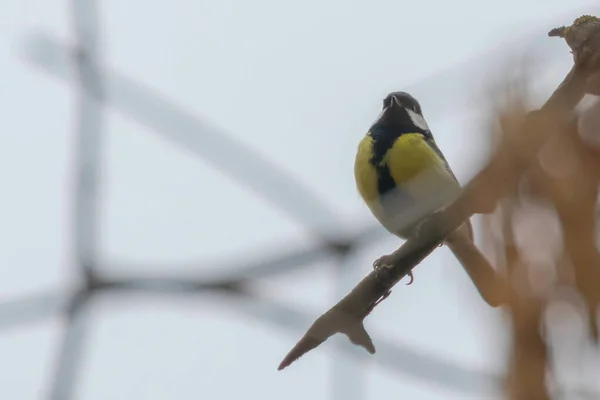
377,95,402,122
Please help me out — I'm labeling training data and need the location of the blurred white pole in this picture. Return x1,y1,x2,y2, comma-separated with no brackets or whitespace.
331,253,367,400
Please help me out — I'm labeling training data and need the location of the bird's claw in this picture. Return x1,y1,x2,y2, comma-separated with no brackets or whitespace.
405,271,414,285
374,289,392,307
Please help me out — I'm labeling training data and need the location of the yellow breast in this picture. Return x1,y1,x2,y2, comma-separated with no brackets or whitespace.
354,135,379,203
354,132,456,225
384,133,446,184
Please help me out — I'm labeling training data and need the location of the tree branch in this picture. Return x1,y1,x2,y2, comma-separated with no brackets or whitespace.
278,15,600,371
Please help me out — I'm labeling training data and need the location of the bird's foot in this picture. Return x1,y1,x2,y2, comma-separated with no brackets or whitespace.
372,254,393,273
372,255,415,285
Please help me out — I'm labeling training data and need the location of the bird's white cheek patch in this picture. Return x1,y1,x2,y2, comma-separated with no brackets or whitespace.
406,108,430,131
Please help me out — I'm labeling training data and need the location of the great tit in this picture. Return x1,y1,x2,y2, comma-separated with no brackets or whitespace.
354,91,506,307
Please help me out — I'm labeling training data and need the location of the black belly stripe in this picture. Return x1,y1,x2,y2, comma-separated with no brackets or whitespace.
376,164,396,198
376,163,416,218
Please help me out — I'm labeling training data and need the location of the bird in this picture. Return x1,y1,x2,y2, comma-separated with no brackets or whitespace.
354,91,507,307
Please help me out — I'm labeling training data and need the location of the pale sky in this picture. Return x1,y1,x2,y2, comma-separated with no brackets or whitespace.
1,0,599,399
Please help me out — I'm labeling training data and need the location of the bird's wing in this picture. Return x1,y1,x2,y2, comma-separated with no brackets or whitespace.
423,135,475,238
423,135,460,184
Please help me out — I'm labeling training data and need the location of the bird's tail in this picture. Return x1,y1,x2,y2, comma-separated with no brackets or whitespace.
445,223,509,307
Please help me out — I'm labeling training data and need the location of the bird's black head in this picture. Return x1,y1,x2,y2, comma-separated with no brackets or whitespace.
373,91,429,133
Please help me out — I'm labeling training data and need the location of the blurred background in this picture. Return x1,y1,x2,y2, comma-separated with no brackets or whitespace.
1,1,600,399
